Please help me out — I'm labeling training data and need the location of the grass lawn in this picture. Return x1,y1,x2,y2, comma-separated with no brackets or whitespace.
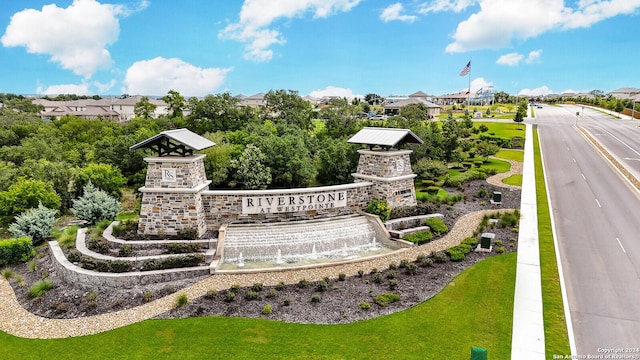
496,149,524,162
502,174,522,186
473,122,526,139
0,253,516,359
533,128,571,355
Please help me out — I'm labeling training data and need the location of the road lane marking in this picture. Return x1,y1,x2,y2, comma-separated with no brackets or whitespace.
596,127,640,157
581,173,586,180
595,199,601,207
573,158,576,163
616,238,627,253
623,157,640,162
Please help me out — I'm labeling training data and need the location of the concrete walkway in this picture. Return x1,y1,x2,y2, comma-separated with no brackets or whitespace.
510,123,546,359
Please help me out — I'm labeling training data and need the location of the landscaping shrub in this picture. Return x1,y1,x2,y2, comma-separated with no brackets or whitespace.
177,228,197,240
446,249,466,262
444,169,488,187
283,298,291,306
108,260,133,273
87,237,110,255
66,249,81,263
245,291,259,300
251,283,264,292
419,257,434,267
205,290,218,299
262,304,272,315
405,263,418,275
425,186,440,195
225,292,236,302
310,294,321,303
499,210,521,228
388,279,398,290
118,245,133,257
367,199,391,222
316,280,328,292
433,251,447,263
8,203,56,245
275,282,286,291
143,291,154,302
374,293,400,307
338,273,346,281
166,243,200,254
403,230,433,245
373,273,382,284
28,279,54,298
496,246,506,254
425,218,448,236
386,270,396,280
0,237,35,265
389,203,437,220
175,294,188,308
71,182,120,226
462,237,478,247
141,254,204,271
297,279,310,288
359,301,371,310
266,289,277,298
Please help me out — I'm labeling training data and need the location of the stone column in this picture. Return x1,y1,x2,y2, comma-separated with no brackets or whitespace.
137,154,211,237
352,149,417,208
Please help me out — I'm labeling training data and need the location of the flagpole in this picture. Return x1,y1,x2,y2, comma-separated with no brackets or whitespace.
467,65,471,110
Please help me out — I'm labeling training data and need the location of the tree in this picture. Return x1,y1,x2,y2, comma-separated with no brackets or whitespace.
321,98,359,138
71,182,120,225
162,90,186,118
264,90,314,130
200,132,238,187
73,163,127,200
134,96,157,119
8,203,57,245
231,144,271,190
187,93,256,133
476,141,501,161
364,93,383,105
17,159,74,210
0,178,61,217
513,109,525,129
315,139,358,185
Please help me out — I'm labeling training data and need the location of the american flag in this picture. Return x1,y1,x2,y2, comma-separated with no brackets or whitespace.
459,61,471,76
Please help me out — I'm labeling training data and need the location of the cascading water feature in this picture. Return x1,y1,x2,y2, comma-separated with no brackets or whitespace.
219,214,400,270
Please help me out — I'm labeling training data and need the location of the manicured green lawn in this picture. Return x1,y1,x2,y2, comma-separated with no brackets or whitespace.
533,128,571,355
0,253,516,359
502,174,522,186
496,149,524,162
473,122,526,139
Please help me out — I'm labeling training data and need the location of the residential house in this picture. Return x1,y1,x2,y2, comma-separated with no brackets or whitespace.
383,97,441,119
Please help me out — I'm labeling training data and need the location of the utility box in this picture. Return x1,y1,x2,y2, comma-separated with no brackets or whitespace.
491,191,502,204
480,233,495,249
470,347,488,360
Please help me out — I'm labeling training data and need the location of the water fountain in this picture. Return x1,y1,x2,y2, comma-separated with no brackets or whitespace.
237,252,244,267
218,214,402,271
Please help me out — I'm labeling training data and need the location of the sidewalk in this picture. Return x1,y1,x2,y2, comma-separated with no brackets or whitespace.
510,123,546,359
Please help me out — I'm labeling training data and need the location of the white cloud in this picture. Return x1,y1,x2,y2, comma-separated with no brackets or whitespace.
380,3,418,23
38,83,92,96
418,0,478,14
518,86,554,96
219,0,361,62
94,79,117,93
1,0,147,78
123,57,232,97
525,49,542,63
497,52,525,66
445,0,640,53
308,86,362,99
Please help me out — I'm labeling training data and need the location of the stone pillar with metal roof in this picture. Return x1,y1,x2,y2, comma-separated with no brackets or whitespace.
348,127,423,208
130,129,215,237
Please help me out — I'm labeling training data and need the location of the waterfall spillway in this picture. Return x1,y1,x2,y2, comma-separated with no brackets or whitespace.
222,214,381,263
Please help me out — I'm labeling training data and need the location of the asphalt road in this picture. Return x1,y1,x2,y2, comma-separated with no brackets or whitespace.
533,104,640,356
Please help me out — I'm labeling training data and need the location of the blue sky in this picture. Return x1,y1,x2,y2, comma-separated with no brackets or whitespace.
1,0,639,98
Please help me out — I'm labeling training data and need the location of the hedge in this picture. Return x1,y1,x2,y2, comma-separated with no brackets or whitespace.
0,237,36,265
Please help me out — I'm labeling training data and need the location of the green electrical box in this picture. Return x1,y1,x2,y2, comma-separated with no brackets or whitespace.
491,191,502,204
470,346,488,360
480,233,494,249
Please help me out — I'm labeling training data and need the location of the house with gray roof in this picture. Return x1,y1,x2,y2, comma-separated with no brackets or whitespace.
383,97,441,119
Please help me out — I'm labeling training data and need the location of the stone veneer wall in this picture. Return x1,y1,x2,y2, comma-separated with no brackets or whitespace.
138,155,210,237
352,149,418,208
202,182,373,227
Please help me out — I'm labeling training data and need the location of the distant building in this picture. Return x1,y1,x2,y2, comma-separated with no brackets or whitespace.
239,93,266,107
33,95,169,122
608,87,640,100
383,97,441,118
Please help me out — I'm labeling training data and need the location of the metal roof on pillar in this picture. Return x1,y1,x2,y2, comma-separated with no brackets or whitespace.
347,127,424,150
129,128,215,156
